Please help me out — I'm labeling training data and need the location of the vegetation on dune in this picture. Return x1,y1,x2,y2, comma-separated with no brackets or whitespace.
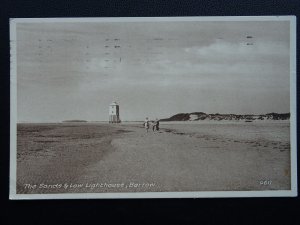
160,112,290,121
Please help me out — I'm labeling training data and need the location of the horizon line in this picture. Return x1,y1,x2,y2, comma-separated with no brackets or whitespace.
17,111,290,123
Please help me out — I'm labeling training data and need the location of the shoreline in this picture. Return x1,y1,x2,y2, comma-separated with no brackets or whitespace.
16,119,290,125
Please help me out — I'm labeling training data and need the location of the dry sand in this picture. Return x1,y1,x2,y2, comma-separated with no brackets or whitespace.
16,121,291,194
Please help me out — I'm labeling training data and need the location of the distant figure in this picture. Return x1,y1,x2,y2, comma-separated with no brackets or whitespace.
152,118,159,132
152,121,156,132
144,117,150,132
156,119,159,131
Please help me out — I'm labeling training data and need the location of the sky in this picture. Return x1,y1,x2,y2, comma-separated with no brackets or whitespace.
15,20,291,122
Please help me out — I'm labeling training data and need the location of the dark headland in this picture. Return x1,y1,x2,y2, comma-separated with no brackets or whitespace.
160,112,290,122
62,120,87,123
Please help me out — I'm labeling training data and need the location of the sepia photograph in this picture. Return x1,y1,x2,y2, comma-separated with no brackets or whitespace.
9,16,297,199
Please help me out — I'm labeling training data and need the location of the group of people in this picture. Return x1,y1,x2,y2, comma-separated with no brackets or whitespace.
144,117,159,132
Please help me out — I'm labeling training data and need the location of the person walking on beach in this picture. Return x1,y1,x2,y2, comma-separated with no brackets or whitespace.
156,119,159,131
152,118,159,132
144,117,150,132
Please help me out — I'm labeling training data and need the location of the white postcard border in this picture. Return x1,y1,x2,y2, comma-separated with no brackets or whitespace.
9,16,297,199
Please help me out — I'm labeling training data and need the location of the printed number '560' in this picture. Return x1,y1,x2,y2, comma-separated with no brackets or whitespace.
260,180,272,185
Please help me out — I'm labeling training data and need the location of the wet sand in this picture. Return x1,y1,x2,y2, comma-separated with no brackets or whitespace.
16,122,291,194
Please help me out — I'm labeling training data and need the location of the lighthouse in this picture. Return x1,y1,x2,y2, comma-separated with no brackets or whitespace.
109,101,121,123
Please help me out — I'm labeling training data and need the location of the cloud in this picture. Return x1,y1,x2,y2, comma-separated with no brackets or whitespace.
16,21,291,121
186,39,288,59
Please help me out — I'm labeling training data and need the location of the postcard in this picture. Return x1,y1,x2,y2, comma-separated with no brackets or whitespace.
10,16,297,199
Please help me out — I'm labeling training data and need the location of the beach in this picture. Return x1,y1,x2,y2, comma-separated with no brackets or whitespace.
16,121,291,194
